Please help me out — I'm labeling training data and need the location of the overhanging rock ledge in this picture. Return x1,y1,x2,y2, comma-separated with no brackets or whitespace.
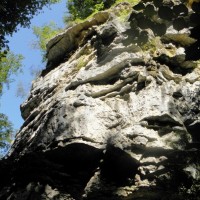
1,1,200,199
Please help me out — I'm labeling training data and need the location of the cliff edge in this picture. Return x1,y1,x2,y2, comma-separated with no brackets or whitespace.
0,0,200,199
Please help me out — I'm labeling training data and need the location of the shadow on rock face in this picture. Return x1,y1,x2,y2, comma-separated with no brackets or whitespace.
45,143,103,176
13,143,104,188
186,121,200,142
185,22,200,61
100,145,140,185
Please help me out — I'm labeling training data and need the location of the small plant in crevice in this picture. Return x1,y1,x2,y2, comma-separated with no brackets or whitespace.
114,0,139,6
76,55,88,70
141,37,169,57
76,51,95,71
115,5,132,22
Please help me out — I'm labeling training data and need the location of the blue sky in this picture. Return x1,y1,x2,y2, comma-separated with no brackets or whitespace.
0,0,67,131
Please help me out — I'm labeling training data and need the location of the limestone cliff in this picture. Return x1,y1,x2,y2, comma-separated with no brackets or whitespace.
1,0,200,199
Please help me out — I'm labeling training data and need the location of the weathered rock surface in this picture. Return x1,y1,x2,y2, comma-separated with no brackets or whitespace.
1,0,200,199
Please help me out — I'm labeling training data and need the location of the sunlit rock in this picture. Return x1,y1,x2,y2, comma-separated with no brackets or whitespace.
1,0,200,199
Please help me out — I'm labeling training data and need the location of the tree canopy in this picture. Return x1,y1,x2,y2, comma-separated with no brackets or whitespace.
32,22,62,61
0,0,61,157
0,113,13,157
0,52,23,94
0,0,60,52
67,0,116,21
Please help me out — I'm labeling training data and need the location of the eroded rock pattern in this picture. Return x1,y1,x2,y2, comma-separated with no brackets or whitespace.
0,0,200,199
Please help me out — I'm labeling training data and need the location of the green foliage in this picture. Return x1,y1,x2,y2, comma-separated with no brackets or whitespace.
0,51,23,155
114,0,139,5
0,113,13,157
32,21,62,61
67,0,116,21
0,0,61,157
0,52,24,94
114,5,133,22
0,0,61,53
76,56,86,70
64,0,140,25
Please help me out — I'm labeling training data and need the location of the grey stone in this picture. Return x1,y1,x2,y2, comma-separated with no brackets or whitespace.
1,1,200,199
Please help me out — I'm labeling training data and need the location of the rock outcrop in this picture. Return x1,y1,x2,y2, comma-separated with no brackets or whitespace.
1,0,200,199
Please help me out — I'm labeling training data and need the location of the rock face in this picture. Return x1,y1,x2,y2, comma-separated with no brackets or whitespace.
1,0,200,199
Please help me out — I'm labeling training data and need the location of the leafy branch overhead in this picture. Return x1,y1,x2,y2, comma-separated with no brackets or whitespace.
32,22,62,61
0,0,61,157
32,0,117,62
0,51,23,157
0,0,139,156
0,0,61,94
67,0,116,20
0,113,13,156
0,0,61,52
0,52,24,94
